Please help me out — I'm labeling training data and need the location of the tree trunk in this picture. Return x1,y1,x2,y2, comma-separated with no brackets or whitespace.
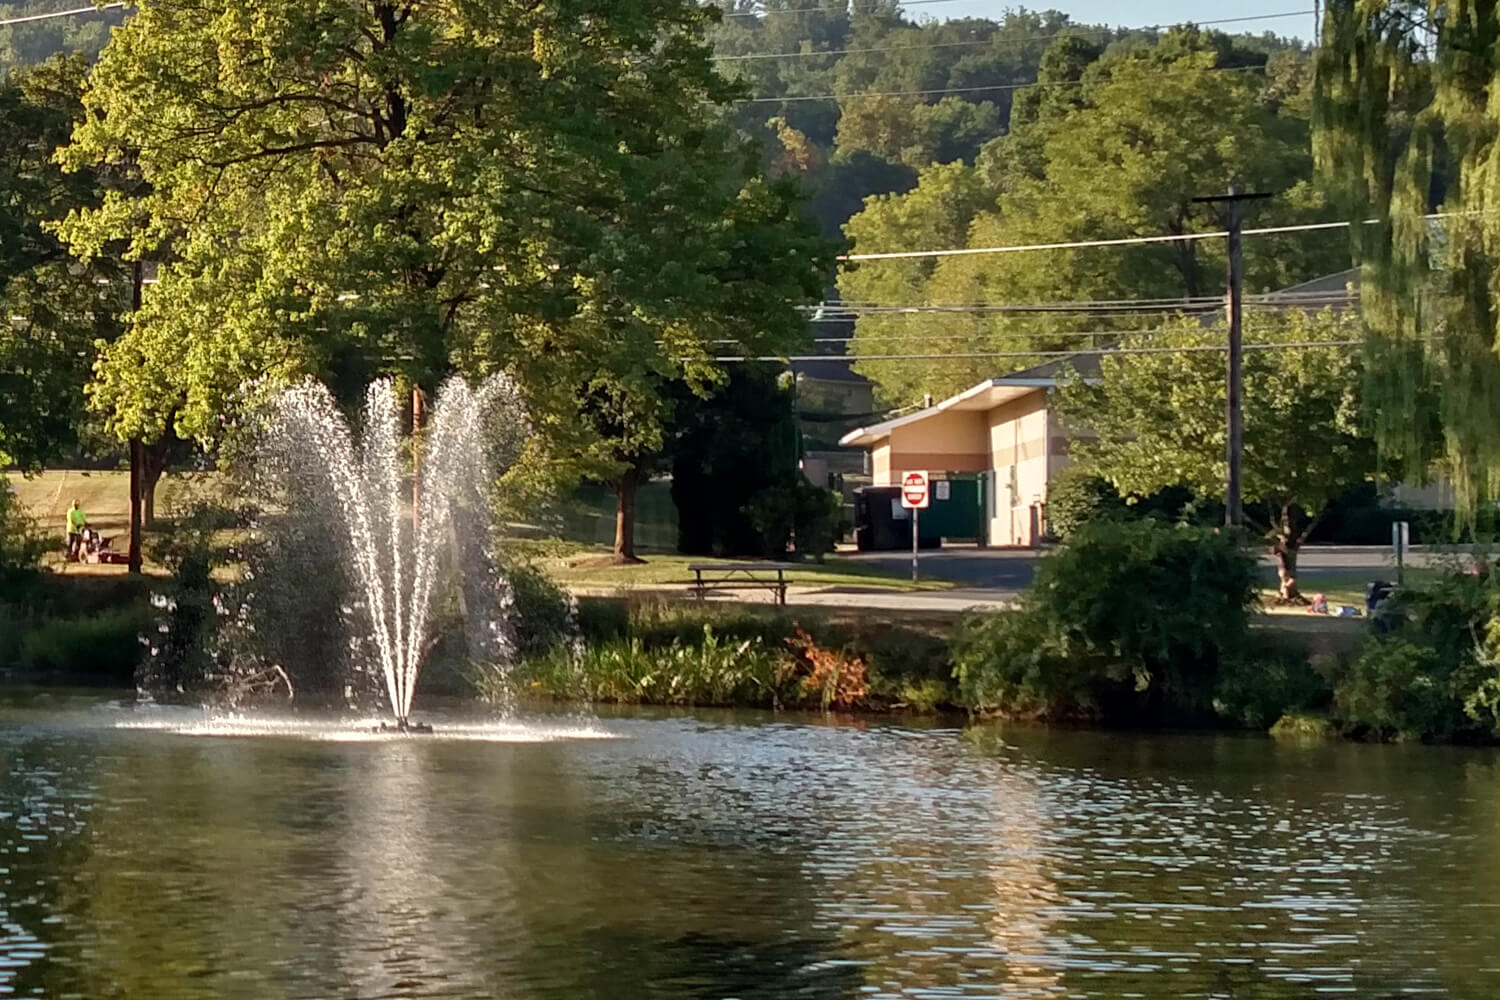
128,259,145,573
1270,506,1307,604
128,438,144,575
140,443,169,528
1171,218,1202,299
612,474,645,564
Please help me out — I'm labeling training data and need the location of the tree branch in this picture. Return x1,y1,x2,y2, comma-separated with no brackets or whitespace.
197,137,377,169
1295,502,1332,547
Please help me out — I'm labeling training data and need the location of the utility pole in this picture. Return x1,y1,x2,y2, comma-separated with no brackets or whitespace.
1192,186,1270,528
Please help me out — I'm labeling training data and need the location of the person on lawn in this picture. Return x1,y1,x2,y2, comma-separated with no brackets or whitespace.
65,501,87,561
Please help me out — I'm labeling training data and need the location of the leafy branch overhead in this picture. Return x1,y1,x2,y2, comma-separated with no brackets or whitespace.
54,0,830,464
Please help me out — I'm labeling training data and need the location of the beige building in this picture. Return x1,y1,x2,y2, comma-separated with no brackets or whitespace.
839,359,1098,546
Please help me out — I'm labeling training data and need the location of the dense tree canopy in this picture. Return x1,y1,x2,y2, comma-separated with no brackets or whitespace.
840,30,1349,406
1315,0,1496,511
56,0,829,529
0,55,123,470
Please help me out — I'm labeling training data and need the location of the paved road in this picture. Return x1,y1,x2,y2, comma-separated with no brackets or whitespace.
839,545,1039,590
839,542,1461,591
574,544,1470,617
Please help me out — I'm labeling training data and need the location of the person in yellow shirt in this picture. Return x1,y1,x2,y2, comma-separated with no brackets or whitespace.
66,501,87,561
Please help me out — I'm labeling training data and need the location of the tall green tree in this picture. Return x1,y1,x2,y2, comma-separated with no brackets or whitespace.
1058,308,1375,600
0,1,127,73
0,55,123,471
1314,0,1493,510
57,0,829,561
840,30,1348,405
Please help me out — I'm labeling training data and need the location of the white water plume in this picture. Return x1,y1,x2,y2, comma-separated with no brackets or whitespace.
262,375,524,722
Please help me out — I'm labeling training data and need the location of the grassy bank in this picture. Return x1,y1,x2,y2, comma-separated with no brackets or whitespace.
493,597,960,712
528,543,955,594
482,591,1360,721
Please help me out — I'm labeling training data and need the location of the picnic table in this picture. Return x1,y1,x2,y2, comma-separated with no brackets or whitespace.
687,563,794,606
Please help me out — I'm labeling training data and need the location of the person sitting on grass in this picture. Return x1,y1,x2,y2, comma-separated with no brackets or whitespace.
65,500,87,561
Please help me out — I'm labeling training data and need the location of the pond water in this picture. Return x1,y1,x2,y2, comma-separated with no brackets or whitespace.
1,692,1498,998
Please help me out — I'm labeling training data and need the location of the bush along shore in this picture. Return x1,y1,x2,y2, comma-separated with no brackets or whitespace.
473,568,958,712
496,520,1500,746
16,502,1500,746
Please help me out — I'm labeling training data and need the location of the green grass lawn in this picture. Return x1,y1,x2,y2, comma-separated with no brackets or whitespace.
9,469,217,533
8,469,218,576
535,545,956,593
1256,566,1443,616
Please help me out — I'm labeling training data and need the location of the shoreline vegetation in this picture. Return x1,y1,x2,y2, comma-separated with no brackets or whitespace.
4,480,1497,745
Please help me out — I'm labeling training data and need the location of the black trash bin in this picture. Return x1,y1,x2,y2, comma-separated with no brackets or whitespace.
853,486,941,551
1367,579,1400,634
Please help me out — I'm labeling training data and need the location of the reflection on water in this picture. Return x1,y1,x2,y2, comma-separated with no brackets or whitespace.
987,767,1064,997
0,698,1498,997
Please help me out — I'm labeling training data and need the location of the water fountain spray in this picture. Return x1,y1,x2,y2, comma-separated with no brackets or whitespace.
261,375,524,727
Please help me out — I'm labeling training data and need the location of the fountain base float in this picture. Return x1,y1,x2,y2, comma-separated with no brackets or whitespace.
372,719,435,735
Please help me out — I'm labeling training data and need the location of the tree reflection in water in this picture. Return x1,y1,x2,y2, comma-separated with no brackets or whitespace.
4,707,1500,998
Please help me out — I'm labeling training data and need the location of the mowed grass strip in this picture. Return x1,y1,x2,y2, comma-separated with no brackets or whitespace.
540,547,955,593
8,470,223,576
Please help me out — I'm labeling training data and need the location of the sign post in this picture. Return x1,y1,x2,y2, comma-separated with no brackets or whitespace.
901,470,930,583
1392,520,1410,585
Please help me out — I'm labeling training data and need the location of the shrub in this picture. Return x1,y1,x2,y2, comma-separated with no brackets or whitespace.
1044,467,1124,540
17,606,153,680
896,679,951,713
503,561,577,660
745,481,846,561
1270,711,1338,740
518,625,799,707
952,609,1087,719
787,627,868,709
511,599,956,711
1213,649,1330,729
0,604,35,667
954,519,1259,723
1334,569,1500,742
462,560,583,703
138,501,248,700
0,477,47,582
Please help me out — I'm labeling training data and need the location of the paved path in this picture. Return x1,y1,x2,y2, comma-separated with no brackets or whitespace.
569,583,1013,614
840,542,1465,590
572,543,1477,617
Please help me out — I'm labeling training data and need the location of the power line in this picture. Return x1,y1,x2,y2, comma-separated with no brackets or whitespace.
720,0,963,18
719,33,1039,60
715,10,1312,60
806,331,1170,343
840,211,1474,262
737,61,1263,103
802,290,1358,316
840,218,1350,261
710,326,1186,344
0,3,126,26
710,340,1360,361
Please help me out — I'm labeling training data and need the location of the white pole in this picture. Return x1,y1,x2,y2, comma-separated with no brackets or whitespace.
912,505,920,583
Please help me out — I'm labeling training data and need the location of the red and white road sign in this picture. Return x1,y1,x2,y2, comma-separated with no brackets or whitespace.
901,470,930,509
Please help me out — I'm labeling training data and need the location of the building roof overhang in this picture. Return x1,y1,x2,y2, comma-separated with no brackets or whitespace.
838,377,1060,448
